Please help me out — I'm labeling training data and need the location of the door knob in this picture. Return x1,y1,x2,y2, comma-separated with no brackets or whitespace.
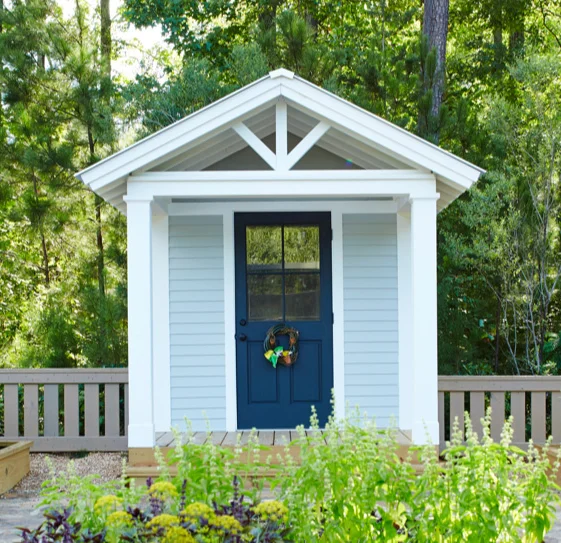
238,333,247,342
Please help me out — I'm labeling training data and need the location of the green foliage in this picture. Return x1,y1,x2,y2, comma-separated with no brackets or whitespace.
0,0,127,368
25,410,561,542
2,0,561,375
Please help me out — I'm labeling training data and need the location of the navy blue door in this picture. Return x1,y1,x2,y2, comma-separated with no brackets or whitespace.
235,212,333,429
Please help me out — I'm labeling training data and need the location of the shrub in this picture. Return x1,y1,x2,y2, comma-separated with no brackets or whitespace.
19,409,561,542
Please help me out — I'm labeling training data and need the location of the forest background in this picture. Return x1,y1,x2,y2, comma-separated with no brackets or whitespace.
1,0,560,377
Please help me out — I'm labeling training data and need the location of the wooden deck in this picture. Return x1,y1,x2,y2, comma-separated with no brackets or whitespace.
127,429,415,481
153,429,412,448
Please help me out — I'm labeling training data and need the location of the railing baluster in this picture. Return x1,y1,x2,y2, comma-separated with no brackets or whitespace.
511,391,526,445
531,392,546,443
85,384,100,437
470,392,485,439
438,391,445,445
64,384,80,437
450,392,465,440
105,384,120,437
124,383,129,437
552,392,561,444
24,384,39,437
4,384,19,437
490,391,505,442
44,384,59,437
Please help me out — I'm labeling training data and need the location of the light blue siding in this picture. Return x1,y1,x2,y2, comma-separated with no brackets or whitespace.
343,214,399,426
169,215,226,430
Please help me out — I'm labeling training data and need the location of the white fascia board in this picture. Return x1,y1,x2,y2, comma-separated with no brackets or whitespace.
282,79,484,189
126,170,436,199
78,77,281,190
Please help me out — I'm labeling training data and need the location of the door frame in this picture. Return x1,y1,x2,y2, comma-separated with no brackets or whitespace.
167,199,399,431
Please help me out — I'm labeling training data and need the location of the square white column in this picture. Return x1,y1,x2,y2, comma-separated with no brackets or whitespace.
397,210,413,433
123,196,155,447
152,212,171,433
410,195,439,444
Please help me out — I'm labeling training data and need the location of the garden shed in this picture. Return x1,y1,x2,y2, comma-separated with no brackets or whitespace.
76,69,484,450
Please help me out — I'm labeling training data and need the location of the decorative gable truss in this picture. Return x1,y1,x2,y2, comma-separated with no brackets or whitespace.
76,69,484,214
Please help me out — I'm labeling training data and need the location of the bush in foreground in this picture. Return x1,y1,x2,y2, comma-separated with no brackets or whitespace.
19,409,561,542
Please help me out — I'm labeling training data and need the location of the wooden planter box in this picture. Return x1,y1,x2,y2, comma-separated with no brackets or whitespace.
0,441,32,495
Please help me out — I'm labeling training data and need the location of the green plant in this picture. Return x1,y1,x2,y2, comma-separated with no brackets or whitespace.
412,410,561,542
273,406,415,542
27,409,561,542
162,423,271,506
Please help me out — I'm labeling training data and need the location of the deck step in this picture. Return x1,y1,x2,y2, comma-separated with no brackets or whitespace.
126,464,427,484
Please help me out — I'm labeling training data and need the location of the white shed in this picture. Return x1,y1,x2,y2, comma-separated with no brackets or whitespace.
76,69,484,451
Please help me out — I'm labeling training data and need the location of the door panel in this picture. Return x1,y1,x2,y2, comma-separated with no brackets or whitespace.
235,212,333,429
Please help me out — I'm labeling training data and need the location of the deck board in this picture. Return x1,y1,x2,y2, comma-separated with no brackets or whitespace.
210,431,227,446
221,432,238,446
156,432,174,447
274,431,290,446
191,432,208,445
258,431,274,446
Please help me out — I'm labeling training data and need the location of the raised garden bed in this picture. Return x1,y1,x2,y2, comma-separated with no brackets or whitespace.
0,440,32,495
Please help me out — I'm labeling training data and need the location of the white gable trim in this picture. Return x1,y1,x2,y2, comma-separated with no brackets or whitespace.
76,70,484,209
82,77,281,189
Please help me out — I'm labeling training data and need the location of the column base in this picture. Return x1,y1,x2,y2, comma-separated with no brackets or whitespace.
412,420,439,445
128,423,155,448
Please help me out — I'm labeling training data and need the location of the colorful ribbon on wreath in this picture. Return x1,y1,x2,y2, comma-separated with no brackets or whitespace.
263,323,299,368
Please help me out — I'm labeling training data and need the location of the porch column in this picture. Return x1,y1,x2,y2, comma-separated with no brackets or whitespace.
410,195,439,444
397,209,413,434
123,196,155,447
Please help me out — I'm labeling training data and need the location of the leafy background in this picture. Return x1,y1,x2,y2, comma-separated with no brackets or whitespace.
1,0,560,376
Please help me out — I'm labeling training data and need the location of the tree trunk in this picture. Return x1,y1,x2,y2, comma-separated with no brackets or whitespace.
94,0,111,300
420,0,449,142
88,125,105,298
31,173,50,285
100,0,111,78
494,293,501,373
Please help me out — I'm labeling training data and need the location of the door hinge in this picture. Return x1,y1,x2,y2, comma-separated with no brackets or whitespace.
332,312,334,324
331,228,333,241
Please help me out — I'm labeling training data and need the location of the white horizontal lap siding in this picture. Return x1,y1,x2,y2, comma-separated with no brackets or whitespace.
343,214,399,426
169,215,226,431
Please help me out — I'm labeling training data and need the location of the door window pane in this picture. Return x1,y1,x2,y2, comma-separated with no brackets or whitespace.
247,226,282,272
285,273,320,321
248,274,283,321
284,226,320,271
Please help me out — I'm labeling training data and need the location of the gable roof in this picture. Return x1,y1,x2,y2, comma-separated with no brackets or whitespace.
76,68,484,213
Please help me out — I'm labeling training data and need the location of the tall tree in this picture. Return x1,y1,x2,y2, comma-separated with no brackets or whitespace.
418,0,449,143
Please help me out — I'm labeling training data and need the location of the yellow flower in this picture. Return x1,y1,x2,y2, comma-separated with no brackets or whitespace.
162,526,196,543
94,495,123,516
148,481,179,500
182,502,214,523
209,515,242,534
253,501,289,523
105,510,132,529
146,514,180,533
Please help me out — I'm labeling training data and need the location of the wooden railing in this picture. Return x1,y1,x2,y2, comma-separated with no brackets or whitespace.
438,376,561,448
0,369,128,452
2,371,560,452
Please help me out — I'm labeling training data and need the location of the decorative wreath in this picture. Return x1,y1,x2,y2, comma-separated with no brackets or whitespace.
263,324,299,368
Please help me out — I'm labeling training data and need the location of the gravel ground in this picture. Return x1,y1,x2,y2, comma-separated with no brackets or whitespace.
3,452,126,498
0,453,126,541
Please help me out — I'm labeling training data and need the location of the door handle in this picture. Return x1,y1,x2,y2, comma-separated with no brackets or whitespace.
238,333,247,342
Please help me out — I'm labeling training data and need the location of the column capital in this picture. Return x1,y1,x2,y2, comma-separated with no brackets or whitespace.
123,195,154,204
409,192,440,202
